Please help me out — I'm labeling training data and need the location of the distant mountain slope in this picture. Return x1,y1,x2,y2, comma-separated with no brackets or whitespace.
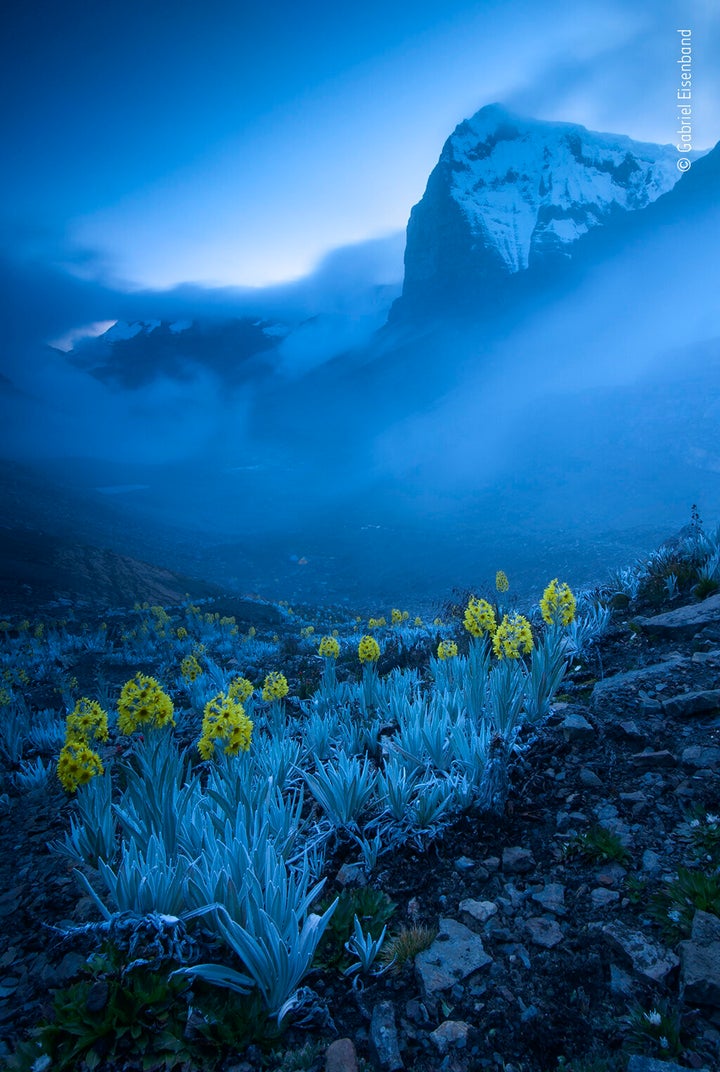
397,103,695,313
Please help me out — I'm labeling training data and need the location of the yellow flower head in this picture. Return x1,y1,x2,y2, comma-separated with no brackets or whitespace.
180,654,203,682
368,616,387,630
176,626,188,639
57,740,104,793
65,698,109,745
495,570,510,593
117,673,175,735
391,608,403,625
318,635,340,659
199,691,253,759
358,635,381,663
492,614,534,659
463,597,497,638
262,671,289,702
437,640,458,660
540,579,577,627
228,676,254,702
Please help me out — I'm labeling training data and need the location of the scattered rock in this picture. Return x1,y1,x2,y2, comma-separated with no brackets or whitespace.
85,978,109,1014
603,921,680,982
530,882,566,916
591,659,687,708
502,846,535,874
633,595,720,638
524,917,563,948
415,918,492,997
429,1020,471,1053
680,911,720,1008
595,863,627,887
627,1058,710,1072
590,888,620,908
325,1039,359,1072
682,746,720,769
454,856,476,872
560,712,595,743
369,1001,403,1071
630,749,677,770
663,691,720,719
459,899,498,925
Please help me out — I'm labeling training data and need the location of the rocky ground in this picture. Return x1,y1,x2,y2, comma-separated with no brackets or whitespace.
2,593,720,1072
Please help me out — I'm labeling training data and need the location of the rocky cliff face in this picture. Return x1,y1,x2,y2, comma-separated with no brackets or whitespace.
399,103,684,312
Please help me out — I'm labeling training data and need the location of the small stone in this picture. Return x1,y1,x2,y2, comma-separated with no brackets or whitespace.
691,910,720,944
325,1039,358,1072
603,921,679,981
627,1058,710,1072
502,846,535,874
595,863,627,887
429,1020,471,1054
415,918,492,997
579,768,603,788
86,978,109,1014
641,850,662,874
620,790,647,804
682,746,720,770
663,690,720,719
615,721,646,741
531,883,566,916
369,1001,403,1071
482,856,500,872
630,750,677,770
459,899,498,925
454,856,476,872
591,888,620,908
336,863,365,887
525,917,563,948
609,963,634,995
561,712,595,743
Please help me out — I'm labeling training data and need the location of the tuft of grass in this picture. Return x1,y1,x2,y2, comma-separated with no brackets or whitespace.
623,1000,683,1059
564,824,630,866
379,925,438,971
648,867,720,941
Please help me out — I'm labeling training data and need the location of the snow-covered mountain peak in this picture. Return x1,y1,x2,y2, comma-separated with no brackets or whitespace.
399,104,696,309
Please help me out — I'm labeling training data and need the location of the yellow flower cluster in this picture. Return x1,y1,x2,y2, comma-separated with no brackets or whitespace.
262,671,289,702
495,570,510,593
391,609,410,625
318,635,340,659
540,579,577,627
300,625,315,638
228,676,254,702
57,697,108,793
358,635,381,663
180,653,203,682
368,616,387,629
117,674,175,735
65,697,109,744
463,597,497,638
492,614,534,659
57,741,104,793
176,626,188,640
437,640,458,660
414,616,423,627
198,692,253,759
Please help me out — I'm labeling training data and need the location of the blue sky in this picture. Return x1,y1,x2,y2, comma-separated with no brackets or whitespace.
2,0,719,288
